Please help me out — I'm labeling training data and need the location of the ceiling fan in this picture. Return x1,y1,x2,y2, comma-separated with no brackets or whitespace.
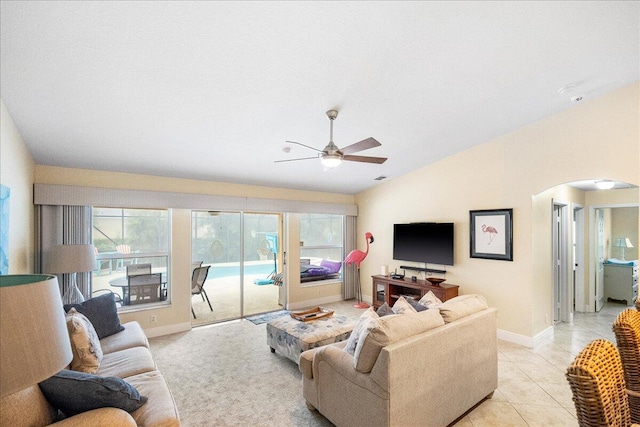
275,110,387,168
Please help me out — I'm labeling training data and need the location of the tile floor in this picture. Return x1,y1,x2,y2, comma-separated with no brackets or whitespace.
453,302,630,426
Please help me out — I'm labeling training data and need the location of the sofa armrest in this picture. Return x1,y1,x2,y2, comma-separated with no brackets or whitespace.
312,345,387,398
300,341,347,379
51,408,137,427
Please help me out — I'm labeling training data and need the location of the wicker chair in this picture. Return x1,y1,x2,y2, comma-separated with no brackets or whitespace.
613,309,640,424
566,339,636,427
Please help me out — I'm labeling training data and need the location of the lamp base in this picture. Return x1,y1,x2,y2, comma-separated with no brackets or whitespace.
62,273,85,305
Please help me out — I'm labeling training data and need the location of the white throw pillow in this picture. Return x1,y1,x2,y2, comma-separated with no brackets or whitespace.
392,296,417,314
418,290,443,308
66,308,103,373
343,307,379,356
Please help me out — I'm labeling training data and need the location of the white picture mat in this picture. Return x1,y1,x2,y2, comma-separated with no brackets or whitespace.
474,214,506,255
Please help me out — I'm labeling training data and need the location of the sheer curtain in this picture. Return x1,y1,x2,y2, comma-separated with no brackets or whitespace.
343,215,357,300
36,205,93,298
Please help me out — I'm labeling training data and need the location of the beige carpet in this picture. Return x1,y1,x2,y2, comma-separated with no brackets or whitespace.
149,301,365,427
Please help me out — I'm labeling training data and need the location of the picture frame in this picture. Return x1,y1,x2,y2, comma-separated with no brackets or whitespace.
470,208,513,261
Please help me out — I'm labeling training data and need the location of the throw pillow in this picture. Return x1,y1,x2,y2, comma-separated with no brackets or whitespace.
392,296,417,314
320,259,342,273
64,292,124,339
355,309,445,373
343,307,379,356
418,290,443,308
66,308,103,373
39,369,147,416
376,302,395,317
402,296,428,312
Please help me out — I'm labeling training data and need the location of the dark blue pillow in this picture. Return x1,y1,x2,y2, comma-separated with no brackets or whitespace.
39,370,147,416
376,302,395,317
403,296,428,312
64,292,124,339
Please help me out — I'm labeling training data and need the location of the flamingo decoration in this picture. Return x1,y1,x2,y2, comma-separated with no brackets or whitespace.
345,232,374,308
482,224,498,244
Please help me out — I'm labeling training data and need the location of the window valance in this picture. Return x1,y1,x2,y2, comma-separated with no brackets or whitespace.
33,184,358,216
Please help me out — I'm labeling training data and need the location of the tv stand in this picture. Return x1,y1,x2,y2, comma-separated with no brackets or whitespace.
372,275,459,309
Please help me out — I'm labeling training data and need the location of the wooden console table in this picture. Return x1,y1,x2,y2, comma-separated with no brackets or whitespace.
371,275,459,309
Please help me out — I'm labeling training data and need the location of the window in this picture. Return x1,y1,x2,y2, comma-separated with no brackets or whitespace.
299,213,344,284
92,208,170,307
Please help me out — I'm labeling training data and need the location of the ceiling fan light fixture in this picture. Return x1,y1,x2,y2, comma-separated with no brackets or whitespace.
595,180,615,190
321,154,342,168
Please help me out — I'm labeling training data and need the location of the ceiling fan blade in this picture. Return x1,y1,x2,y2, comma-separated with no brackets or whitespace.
343,155,387,164
285,140,323,153
340,137,381,155
274,156,319,163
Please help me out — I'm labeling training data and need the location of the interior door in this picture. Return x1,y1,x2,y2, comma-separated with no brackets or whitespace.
553,202,570,323
573,205,585,312
595,209,605,312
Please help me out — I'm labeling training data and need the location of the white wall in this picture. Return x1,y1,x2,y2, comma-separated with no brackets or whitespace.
356,82,639,343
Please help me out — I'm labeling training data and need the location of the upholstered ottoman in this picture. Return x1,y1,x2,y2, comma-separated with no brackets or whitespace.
267,314,357,364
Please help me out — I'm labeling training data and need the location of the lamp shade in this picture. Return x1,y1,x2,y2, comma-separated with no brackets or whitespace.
45,244,96,274
613,238,634,248
0,275,73,397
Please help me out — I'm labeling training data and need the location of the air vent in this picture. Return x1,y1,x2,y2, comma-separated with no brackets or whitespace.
374,176,387,181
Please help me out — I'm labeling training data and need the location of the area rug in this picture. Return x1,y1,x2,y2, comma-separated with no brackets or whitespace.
246,309,290,325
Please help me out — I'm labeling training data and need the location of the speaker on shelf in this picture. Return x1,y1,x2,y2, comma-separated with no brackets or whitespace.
381,265,389,276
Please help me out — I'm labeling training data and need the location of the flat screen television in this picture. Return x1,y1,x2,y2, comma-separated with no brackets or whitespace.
393,222,454,266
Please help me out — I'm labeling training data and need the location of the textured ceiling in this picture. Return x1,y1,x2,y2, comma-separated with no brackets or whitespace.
1,1,638,194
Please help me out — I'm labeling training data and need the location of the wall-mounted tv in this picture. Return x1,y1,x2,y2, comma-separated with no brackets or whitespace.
393,222,454,266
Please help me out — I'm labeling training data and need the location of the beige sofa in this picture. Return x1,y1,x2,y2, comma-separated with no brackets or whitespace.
299,295,498,427
0,321,180,427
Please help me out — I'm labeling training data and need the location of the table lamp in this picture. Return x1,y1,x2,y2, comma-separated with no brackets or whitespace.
613,238,634,261
0,274,73,397
45,244,96,304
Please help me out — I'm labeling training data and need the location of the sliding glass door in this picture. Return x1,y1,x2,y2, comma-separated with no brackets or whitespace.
191,211,283,325
192,211,242,323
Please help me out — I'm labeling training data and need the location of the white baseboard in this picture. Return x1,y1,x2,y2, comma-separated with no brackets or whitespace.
286,295,346,311
145,321,191,338
497,328,534,348
532,325,554,346
497,325,554,348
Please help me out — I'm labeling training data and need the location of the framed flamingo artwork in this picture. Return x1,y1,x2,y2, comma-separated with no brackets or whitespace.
470,208,513,261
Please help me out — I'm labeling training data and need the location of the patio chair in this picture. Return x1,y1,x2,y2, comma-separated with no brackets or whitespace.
94,247,112,275
612,309,640,424
126,263,152,304
566,339,637,427
191,265,212,318
128,273,162,305
115,244,135,271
